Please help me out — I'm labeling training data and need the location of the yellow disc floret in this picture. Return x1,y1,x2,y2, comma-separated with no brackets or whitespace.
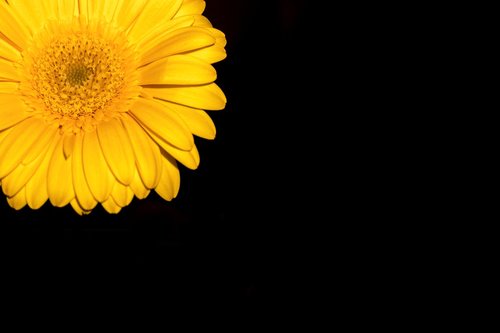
20,20,140,134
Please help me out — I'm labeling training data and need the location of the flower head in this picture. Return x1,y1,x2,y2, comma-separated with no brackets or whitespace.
0,0,226,214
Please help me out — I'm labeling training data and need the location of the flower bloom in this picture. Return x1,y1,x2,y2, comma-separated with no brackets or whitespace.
0,0,226,214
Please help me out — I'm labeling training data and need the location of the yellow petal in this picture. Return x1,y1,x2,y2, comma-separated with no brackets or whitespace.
139,54,216,85
121,114,161,189
0,126,10,143
25,136,58,209
82,129,114,203
0,117,46,178
7,1,52,34
77,0,118,22
0,57,19,81
40,1,58,20
145,127,199,170
6,186,26,210
0,81,18,93
143,83,226,111
131,117,200,169
156,99,216,139
0,1,31,50
155,152,180,201
187,28,227,64
188,44,226,64
97,118,135,185
70,199,91,216
56,0,76,20
102,197,122,214
175,0,206,17
1,143,48,197
163,143,199,170
63,132,76,159
129,98,194,151
130,170,150,199
137,16,194,51
2,163,30,197
22,123,58,165
47,136,74,207
0,93,31,130
0,36,21,62
208,28,227,47
72,133,98,211
127,0,182,42
140,27,215,66
111,182,133,207
75,0,88,20
114,0,148,30
125,186,134,205
191,15,212,28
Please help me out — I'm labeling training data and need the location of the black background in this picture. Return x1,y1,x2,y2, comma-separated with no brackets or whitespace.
0,0,310,302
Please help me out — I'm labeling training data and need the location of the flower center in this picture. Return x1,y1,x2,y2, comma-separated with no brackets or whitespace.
20,21,140,133
66,62,92,86
30,34,126,118
31,35,124,119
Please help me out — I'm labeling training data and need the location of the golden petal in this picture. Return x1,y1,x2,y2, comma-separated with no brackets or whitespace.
0,94,31,130
82,129,114,203
54,0,76,21
175,0,206,17
111,182,133,207
143,83,226,111
144,127,200,170
191,14,212,28
47,136,74,207
0,117,46,178
136,16,195,51
139,54,216,86
25,136,58,209
63,132,76,159
130,170,150,199
140,27,215,66
70,199,91,216
6,186,27,210
72,133,98,211
1,150,45,198
186,28,227,64
114,0,148,30
129,97,194,151
22,123,58,165
97,118,136,185
102,197,122,214
76,0,101,21
0,82,19,93
0,57,19,81
0,36,21,62
121,114,161,189
127,0,182,42
0,1,32,50
155,99,216,139
155,151,180,201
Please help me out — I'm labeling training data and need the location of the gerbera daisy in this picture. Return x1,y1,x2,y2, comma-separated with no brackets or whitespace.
0,0,226,214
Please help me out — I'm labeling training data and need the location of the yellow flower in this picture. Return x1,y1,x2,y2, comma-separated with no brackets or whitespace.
0,0,226,214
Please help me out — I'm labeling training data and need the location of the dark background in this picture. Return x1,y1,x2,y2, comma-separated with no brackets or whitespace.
0,0,310,301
